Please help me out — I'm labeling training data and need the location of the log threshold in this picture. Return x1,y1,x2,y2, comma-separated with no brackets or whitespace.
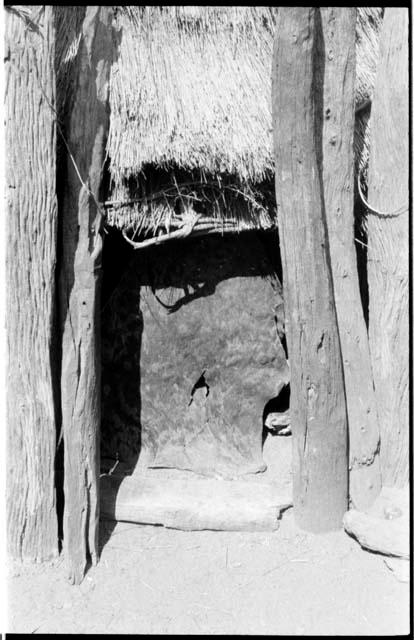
101,472,292,532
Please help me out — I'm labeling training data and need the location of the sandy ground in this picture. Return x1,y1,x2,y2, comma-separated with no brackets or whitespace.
6,437,410,635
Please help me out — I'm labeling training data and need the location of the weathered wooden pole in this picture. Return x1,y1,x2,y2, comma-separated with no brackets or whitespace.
320,7,381,510
367,9,408,487
59,6,113,584
272,7,348,531
5,6,59,561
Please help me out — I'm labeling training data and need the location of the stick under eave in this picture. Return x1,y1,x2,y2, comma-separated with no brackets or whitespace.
272,7,348,531
59,6,113,585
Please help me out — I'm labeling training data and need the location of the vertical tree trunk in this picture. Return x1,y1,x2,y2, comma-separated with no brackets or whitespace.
320,7,381,510
367,9,408,487
5,6,59,560
272,7,348,532
59,6,113,584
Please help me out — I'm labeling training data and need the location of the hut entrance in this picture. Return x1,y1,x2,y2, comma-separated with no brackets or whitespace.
101,228,289,476
100,228,291,529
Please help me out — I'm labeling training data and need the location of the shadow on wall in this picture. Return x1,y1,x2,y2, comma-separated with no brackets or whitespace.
101,228,142,469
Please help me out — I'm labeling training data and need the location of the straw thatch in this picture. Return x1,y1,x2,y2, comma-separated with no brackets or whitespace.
55,7,383,237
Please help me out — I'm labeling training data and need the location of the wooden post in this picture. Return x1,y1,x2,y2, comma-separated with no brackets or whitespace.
367,9,409,487
59,6,113,584
320,7,381,510
272,7,348,531
5,6,59,560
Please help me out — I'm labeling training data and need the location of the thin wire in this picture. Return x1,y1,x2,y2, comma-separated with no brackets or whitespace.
357,172,408,218
31,32,107,225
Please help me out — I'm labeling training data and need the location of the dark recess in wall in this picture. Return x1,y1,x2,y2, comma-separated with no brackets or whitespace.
100,227,287,468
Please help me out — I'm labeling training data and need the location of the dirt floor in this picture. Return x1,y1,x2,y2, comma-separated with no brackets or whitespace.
6,437,410,635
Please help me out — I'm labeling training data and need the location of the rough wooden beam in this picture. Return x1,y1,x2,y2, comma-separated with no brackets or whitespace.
367,9,409,487
59,6,113,584
272,7,348,531
101,473,292,532
320,7,381,510
5,5,59,561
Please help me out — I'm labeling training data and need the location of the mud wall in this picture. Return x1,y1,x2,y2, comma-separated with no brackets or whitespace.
101,230,289,478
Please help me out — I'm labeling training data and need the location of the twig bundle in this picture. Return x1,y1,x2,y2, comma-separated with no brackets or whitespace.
105,168,277,237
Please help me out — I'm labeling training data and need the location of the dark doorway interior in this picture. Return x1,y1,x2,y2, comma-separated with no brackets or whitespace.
100,228,289,479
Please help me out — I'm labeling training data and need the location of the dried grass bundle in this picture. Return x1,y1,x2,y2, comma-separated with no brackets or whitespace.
107,6,277,187
107,7,383,188
53,7,383,235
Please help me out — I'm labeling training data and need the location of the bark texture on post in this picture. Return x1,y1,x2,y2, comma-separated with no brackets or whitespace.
320,7,381,509
367,9,408,487
272,7,348,531
59,6,113,584
5,6,59,560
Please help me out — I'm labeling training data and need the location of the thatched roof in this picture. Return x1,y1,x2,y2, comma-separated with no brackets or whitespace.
108,6,382,180
56,7,383,238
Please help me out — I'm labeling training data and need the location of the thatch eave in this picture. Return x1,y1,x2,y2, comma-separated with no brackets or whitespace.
107,7,383,183
55,6,383,235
